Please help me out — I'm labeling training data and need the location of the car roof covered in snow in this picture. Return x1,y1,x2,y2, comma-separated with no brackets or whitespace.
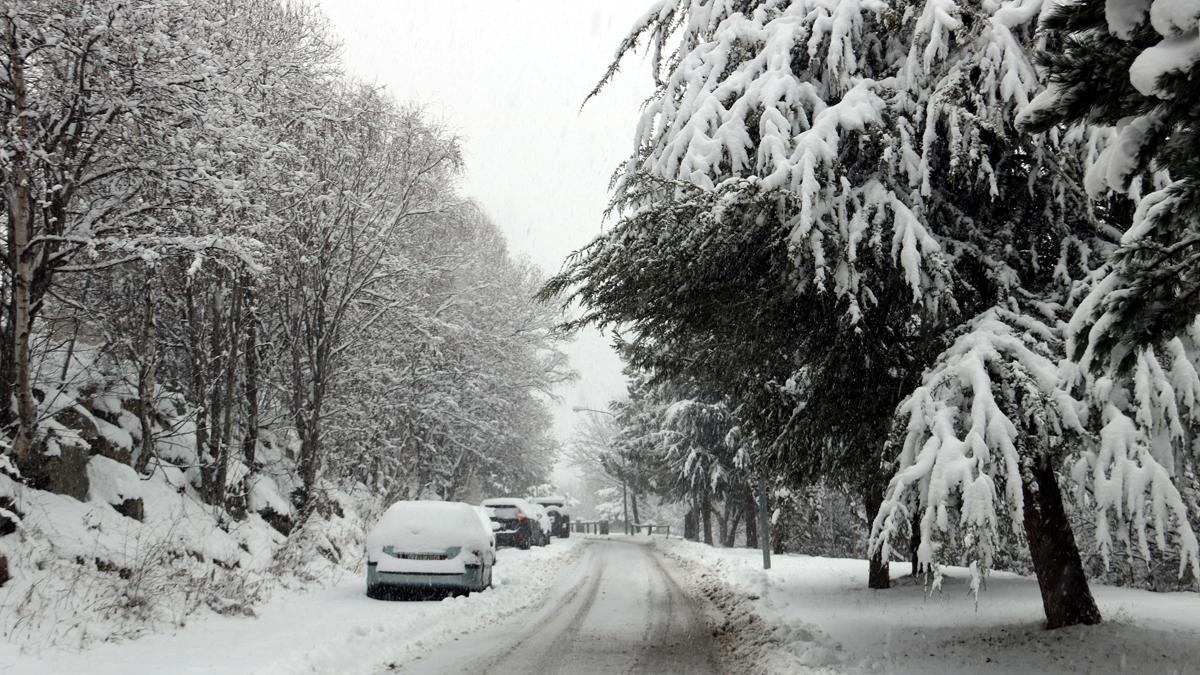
366,500,489,552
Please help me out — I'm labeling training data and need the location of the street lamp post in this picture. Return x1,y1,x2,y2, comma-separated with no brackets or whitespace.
571,406,630,536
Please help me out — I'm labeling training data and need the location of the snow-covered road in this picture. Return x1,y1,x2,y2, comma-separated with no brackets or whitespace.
403,536,718,675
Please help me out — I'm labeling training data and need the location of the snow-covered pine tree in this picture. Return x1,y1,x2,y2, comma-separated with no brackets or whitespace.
610,375,754,546
1019,0,1200,368
547,0,951,589
874,0,1198,628
551,0,1132,618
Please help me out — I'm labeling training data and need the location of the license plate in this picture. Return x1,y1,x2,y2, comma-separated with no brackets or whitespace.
401,553,445,560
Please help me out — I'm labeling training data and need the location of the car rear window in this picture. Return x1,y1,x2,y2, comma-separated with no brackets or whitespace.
489,506,520,519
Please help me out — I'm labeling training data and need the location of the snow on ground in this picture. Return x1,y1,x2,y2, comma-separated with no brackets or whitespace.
0,537,582,675
659,538,1200,674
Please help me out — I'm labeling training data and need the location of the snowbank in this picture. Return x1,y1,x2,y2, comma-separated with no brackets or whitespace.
1,537,583,674
660,539,1200,674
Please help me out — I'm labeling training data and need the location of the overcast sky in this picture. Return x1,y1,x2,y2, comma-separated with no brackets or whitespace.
314,1,654,442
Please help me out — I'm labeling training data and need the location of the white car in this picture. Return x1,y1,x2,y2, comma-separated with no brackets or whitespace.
365,500,496,598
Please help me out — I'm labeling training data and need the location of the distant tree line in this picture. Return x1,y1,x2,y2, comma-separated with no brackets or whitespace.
1,0,569,520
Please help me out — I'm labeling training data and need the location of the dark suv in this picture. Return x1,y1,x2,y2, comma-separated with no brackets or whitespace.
533,496,571,538
481,498,544,550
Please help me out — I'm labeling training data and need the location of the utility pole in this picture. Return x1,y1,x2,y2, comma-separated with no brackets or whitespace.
758,476,771,570
621,461,630,536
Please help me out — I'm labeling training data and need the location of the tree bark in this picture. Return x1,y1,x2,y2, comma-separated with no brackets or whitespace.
134,279,157,474
1022,455,1102,629
7,17,37,467
724,504,742,547
240,283,260,468
701,487,713,545
744,488,758,548
865,482,891,589
186,283,210,488
684,505,698,541
910,506,921,578
213,278,244,507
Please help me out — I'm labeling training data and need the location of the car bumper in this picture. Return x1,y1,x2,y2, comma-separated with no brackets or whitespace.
495,532,527,547
367,563,484,590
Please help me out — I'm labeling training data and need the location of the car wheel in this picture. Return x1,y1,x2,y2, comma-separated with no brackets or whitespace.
366,583,386,600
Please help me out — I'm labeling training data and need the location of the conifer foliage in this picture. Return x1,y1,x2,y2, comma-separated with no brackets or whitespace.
1020,0,1200,367
554,0,1200,628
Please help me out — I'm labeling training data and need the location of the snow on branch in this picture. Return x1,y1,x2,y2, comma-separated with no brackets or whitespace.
876,305,1200,592
872,306,1084,590
1069,336,1200,580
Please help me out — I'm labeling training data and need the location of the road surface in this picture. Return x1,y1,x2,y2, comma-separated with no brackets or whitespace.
405,537,719,674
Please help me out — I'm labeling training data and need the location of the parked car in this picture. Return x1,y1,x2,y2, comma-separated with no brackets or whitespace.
526,503,552,546
481,497,544,550
533,496,571,538
475,505,500,559
365,500,496,598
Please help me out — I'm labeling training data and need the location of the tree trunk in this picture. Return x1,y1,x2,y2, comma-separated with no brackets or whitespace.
865,482,890,589
720,499,739,547
296,350,326,514
744,488,758,548
910,506,921,578
214,279,244,507
203,283,226,503
240,283,260,468
701,488,713,545
7,18,37,467
134,279,157,474
186,283,209,489
629,489,641,526
58,286,86,386
684,505,698,541
1022,455,1102,629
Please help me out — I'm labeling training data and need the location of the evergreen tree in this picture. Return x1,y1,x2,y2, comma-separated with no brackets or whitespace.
549,0,1200,627
1019,0,1200,368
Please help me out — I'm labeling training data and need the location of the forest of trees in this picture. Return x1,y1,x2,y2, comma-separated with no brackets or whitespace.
549,0,1200,630
0,0,567,533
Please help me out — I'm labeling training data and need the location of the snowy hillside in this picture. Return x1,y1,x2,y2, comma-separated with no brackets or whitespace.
0,342,370,650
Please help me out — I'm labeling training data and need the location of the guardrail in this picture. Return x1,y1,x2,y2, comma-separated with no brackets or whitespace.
572,520,610,535
632,523,671,537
